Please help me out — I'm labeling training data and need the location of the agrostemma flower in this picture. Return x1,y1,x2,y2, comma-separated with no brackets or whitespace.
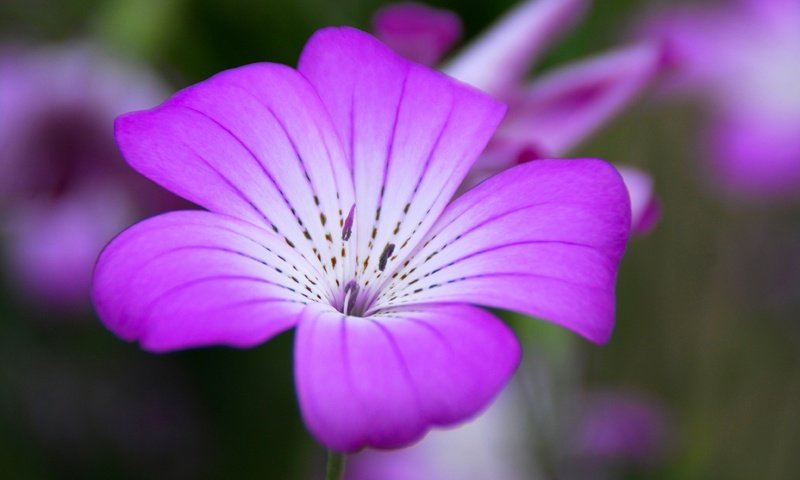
93,27,631,452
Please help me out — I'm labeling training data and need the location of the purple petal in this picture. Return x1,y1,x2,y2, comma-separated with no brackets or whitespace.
372,3,462,66
376,159,631,344
639,4,800,198
637,7,771,92
737,0,800,27
115,63,355,280
298,27,505,286
5,180,136,308
93,211,320,352
294,303,520,451
497,43,661,156
708,113,800,199
616,166,661,235
443,0,587,95
460,139,546,193
346,382,532,480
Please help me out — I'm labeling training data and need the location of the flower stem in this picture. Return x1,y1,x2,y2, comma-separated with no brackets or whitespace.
325,450,346,480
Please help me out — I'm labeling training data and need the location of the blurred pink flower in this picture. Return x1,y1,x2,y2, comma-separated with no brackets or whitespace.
374,0,662,234
346,385,672,479
372,3,461,66
640,0,800,199
93,27,631,451
573,390,671,466
346,384,533,480
0,44,176,310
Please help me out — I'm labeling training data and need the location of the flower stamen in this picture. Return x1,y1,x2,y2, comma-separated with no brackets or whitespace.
341,279,360,316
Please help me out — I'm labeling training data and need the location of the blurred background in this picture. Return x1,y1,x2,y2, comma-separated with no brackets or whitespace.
0,0,798,478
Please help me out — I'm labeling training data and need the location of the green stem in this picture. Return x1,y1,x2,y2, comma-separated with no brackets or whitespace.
325,450,346,480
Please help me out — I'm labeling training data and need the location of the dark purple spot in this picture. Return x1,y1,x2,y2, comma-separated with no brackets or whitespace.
378,243,395,272
342,204,355,241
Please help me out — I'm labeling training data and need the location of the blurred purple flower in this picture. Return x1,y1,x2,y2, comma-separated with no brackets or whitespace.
640,0,800,199
374,0,662,234
346,384,532,480
372,2,461,66
92,27,631,451
347,385,672,479
573,390,671,465
0,44,175,309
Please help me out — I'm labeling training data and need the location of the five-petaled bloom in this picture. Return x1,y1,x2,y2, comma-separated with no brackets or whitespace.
93,27,631,452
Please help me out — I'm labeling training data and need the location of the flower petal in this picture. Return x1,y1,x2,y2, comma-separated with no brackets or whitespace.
376,159,630,344
443,0,587,95
115,63,355,283
298,27,505,286
637,8,747,90
6,180,136,308
93,211,322,352
708,113,800,198
372,2,462,66
294,303,520,451
497,43,661,156
616,166,661,235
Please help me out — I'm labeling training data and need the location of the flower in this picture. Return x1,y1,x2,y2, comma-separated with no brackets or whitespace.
346,387,672,479
374,0,662,233
573,390,671,466
346,383,532,480
346,381,672,479
640,0,800,198
0,44,174,309
93,27,631,452
371,2,461,66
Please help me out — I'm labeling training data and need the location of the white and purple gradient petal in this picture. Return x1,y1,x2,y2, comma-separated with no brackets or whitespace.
496,43,661,156
616,166,661,235
299,27,505,291
115,62,355,281
93,211,315,351
372,2,462,66
295,303,520,452
443,0,587,95
375,159,631,344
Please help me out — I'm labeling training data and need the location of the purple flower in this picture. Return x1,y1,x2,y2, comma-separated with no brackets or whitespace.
346,383,672,478
92,27,631,451
640,0,800,198
573,390,671,466
346,384,532,480
374,0,662,234
0,44,172,309
372,2,461,66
